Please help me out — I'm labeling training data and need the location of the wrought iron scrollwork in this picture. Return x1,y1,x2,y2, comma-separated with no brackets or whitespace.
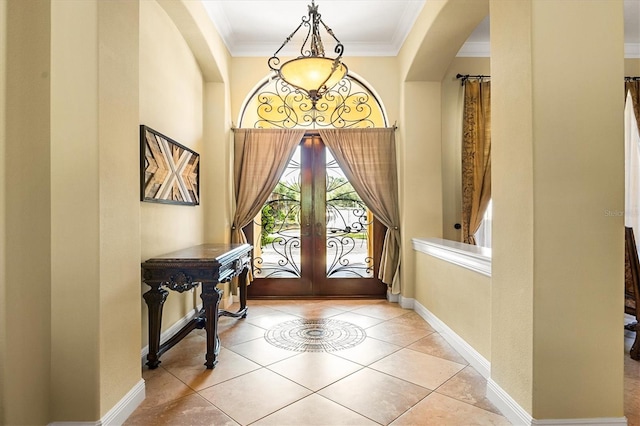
253,194,303,278
325,203,374,278
255,76,376,129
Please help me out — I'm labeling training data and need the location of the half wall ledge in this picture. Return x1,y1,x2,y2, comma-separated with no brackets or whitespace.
412,237,492,277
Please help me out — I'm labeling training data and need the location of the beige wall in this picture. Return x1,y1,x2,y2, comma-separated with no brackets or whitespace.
3,1,52,424
50,1,101,419
2,0,144,422
139,0,207,344
491,0,624,418
0,0,6,420
441,57,490,241
203,81,234,244
50,0,142,420
397,1,487,299
414,251,491,360
626,58,640,76
399,81,443,299
97,0,142,415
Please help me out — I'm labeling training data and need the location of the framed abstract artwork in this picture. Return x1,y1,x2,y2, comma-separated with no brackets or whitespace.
140,125,200,205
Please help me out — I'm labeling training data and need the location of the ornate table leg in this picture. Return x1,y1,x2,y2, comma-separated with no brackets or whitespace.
142,283,168,369
628,322,640,360
239,266,248,318
201,282,222,369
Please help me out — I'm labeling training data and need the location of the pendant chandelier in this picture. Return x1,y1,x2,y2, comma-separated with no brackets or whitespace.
268,0,348,107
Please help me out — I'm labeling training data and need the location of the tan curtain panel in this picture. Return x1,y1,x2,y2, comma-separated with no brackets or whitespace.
461,80,492,245
232,128,305,282
627,80,640,136
318,128,402,294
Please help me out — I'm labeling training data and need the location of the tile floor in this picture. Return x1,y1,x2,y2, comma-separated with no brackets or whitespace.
124,300,640,425
625,320,640,426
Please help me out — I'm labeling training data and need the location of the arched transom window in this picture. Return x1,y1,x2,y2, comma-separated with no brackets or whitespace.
238,74,388,129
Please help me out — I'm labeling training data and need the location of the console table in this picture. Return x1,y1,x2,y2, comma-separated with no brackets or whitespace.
141,243,252,369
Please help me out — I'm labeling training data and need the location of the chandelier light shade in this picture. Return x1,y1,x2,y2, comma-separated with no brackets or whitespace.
268,0,348,106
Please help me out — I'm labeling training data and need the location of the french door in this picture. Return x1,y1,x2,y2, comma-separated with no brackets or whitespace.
246,135,386,298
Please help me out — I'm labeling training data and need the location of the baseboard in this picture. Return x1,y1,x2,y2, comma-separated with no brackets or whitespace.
398,294,414,310
487,372,628,426
486,378,533,425
101,379,146,426
48,379,145,426
388,292,414,310
531,417,627,425
412,300,490,378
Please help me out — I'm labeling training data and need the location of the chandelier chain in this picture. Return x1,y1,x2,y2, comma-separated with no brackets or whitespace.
268,0,348,109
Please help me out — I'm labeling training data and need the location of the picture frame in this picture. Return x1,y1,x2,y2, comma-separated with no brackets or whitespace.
140,125,200,206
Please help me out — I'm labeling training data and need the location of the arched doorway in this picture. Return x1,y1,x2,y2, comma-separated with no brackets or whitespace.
238,74,390,298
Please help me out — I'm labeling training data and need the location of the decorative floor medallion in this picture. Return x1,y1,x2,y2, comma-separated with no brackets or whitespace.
264,318,366,352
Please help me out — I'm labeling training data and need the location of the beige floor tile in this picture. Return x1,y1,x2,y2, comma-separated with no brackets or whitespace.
316,299,386,311
370,348,465,390
252,394,378,425
154,332,207,367
318,368,430,425
329,311,385,329
261,300,320,309
625,330,640,424
351,303,409,320
218,320,266,347
273,303,346,318
407,333,468,365
242,303,282,317
139,366,195,408
436,366,502,414
625,351,640,376
386,311,436,333
245,311,301,330
164,347,261,391
625,365,640,421
365,321,431,347
227,336,298,366
390,392,511,426
333,336,401,366
268,352,363,391
199,368,312,425
128,299,640,426
124,393,239,426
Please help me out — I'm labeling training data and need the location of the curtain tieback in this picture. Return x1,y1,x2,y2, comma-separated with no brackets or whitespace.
231,225,237,230
393,226,399,230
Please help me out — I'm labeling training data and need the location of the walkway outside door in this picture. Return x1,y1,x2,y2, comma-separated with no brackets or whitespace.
246,135,387,298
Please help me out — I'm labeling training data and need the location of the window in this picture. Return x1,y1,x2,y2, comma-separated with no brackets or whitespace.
474,199,492,249
626,91,640,236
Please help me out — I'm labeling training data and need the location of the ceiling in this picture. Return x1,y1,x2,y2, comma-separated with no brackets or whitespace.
202,0,640,58
202,0,426,57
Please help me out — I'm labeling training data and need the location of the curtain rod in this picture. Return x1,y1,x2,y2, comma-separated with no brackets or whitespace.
456,74,639,84
456,73,490,86
231,123,399,132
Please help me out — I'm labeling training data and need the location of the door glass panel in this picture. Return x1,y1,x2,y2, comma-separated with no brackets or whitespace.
253,147,301,278
325,149,374,278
